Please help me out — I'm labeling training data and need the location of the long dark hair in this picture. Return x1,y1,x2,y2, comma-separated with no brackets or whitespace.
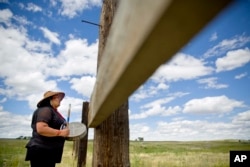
37,97,53,108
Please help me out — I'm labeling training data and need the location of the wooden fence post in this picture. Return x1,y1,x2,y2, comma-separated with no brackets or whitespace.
77,101,89,167
93,102,130,167
92,0,130,166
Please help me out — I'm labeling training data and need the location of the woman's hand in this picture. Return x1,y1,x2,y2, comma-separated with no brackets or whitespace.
59,127,70,137
36,122,69,137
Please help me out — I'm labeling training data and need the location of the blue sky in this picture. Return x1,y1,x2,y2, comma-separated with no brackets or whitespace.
0,0,249,141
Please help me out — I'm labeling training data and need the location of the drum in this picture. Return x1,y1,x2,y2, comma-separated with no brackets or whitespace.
66,122,87,141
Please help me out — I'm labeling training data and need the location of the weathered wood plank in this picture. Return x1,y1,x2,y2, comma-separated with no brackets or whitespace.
88,0,231,127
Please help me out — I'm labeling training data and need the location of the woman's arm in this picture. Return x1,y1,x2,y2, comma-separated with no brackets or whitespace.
36,122,69,137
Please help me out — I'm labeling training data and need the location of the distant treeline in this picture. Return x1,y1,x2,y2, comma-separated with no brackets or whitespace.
16,136,31,140
238,139,250,143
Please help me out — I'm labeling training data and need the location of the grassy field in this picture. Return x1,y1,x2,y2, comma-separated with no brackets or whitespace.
0,139,249,167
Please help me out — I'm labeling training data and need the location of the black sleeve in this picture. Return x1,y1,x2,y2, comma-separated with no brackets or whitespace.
36,107,52,124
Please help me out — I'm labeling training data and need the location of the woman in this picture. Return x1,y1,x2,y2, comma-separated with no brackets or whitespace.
25,91,70,167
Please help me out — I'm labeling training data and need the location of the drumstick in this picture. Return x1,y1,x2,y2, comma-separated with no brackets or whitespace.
67,104,71,124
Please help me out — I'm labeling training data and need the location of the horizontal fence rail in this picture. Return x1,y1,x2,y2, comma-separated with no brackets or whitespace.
88,0,232,127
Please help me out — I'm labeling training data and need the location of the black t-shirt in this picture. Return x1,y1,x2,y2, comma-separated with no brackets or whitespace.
25,106,66,162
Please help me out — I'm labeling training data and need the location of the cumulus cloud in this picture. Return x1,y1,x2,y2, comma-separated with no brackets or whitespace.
130,92,188,119
0,8,98,110
153,119,249,141
130,111,250,141
130,82,169,101
152,53,213,82
0,8,13,26
0,109,32,138
183,95,244,114
48,38,98,77
58,0,102,18
142,97,177,110
216,48,250,72
70,76,96,98
130,123,151,140
58,96,86,116
130,105,180,119
232,110,250,124
0,21,57,101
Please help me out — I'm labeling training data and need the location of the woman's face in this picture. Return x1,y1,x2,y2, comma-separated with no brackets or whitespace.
51,94,63,108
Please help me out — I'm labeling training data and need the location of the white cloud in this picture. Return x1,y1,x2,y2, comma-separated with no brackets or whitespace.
0,9,13,26
25,40,51,52
130,82,169,101
0,23,97,105
58,0,102,18
13,15,32,26
0,11,98,111
153,119,249,141
130,105,172,119
204,35,250,58
58,96,86,115
183,95,244,114
0,110,32,138
0,24,57,100
216,48,250,72
209,32,218,41
70,76,96,98
129,117,250,141
26,3,42,12
40,27,61,45
235,72,248,79
130,85,149,101
130,123,151,140
3,73,57,98
232,110,250,123
142,97,176,110
130,92,188,119
48,38,98,77
197,77,228,89
0,21,59,102
157,82,168,90
152,53,213,82
162,106,182,116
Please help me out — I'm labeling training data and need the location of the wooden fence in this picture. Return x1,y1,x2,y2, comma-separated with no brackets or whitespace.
80,0,232,166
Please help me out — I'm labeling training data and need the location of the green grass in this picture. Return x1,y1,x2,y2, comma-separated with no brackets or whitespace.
0,139,30,167
129,140,250,167
0,139,249,167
